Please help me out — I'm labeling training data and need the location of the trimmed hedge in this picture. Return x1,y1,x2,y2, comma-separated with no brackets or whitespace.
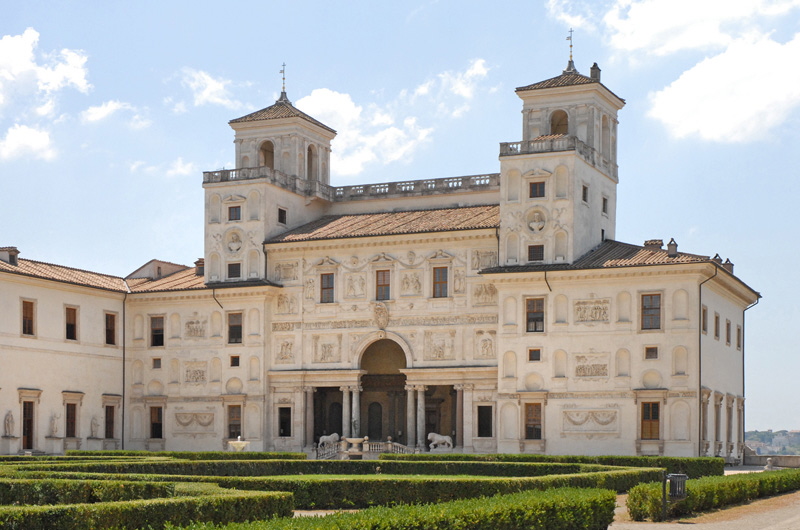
174,487,616,530
380,452,724,478
0,478,174,505
0,489,293,530
65,450,307,460
627,468,800,521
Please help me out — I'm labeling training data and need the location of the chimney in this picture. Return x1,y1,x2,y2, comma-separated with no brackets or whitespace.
712,253,723,264
723,258,734,274
667,238,678,257
644,239,663,250
590,62,601,81
0,246,19,266
195,258,205,276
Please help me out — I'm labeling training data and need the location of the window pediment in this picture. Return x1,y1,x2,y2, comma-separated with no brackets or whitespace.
222,194,247,204
427,250,454,263
316,256,339,269
523,169,552,179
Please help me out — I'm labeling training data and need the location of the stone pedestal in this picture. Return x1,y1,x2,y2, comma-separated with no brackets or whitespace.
0,436,19,455
86,437,104,451
45,436,64,455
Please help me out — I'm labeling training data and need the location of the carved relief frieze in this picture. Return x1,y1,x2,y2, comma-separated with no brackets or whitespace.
473,283,498,305
471,250,498,270
313,334,342,363
276,294,297,314
275,337,295,364
400,271,422,295
373,302,389,329
475,392,494,402
561,409,619,434
453,268,466,294
574,299,611,324
272,314,497,332
172,407,215,436
184,362,208,384
424,330,456,360
345,273,366,298
184,312,207,339
574,353,609,378
304,278,315,300
474,330,497,359
274,262,298,281
272,322,302,332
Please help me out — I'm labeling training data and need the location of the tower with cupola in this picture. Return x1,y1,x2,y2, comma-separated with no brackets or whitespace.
498,60,625,266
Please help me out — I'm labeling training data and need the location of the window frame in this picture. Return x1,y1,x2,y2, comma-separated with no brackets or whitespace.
152,357,162,370
714,312,720,340
528,348,542,362
230,355,240,367
581,184,589,203
65,402,77,438
320,273,335,303
375,269,391,301
277,207,287,225
602,196,609,215
701,305,708,334
644,346,659,360
278,407,292,437
529,181,545,198
21,299,35,337
150,406,164,439
527,244,544,262
641,401,660,440
432,266,448,299
150,315,165,347
228,404,242,439
736,325,742,350
227,262,241,279
725,319,731,345
476,405,493,438
228,205,241,221
228,312,243,344
524,402,543,440
105,312,117,346
65,305,78,341
640,293,662,331
526,297,545,333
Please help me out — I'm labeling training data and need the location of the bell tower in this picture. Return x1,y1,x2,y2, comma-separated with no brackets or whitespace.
498,60,625,266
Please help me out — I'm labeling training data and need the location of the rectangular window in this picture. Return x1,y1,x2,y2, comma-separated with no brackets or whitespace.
726,320,731,345
65,306,78,340
22,300,34,336
228,405,242,439
376,270,391,300
602,196,608,214
641,294,661,330
278,407,292,437
528,348,541,362
645,346,659,360
527,245,544,262
150,316,164,347
477,406,493,438
150,407,163,439
65,403,77,438
228,205,241,221
228,262,241,279
526,298,545,333
737,325,742,350
228,312,243,344
278,207,287,225
641,402,660,440
525,403,542,440
104,405,115,439
529,181,545,198
714,313,720,340
702,306,708,334
152,358,162,369
230,355,240,367
582,185,589,203
433,267,448,298
105,313,116,345
320,273,334,303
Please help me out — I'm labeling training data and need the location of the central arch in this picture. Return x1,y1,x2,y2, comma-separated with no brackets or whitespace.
359,338,408,443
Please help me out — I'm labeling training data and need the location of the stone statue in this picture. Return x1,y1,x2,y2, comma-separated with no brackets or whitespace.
764,457,775,471
428,432,453,450
529,212,545,232
90,416,100,438
319,433,340,446
3,411,13,437
49,413,61,437
227,232,242,252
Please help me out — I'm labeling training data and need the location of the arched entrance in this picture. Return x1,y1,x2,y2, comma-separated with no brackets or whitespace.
360,339,407,443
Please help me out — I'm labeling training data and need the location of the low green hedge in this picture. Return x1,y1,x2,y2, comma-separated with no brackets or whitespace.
627,469,800,521
0,489,293,530
380,453,723,478
0,479,175,505
65,450,307,460
173,487,615,530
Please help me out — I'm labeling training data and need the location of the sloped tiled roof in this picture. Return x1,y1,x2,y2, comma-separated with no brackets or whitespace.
481,240,709,275
127,266,207,292
0,258,128,291
267,205,500,243
516,65,625,103
229,92,336,133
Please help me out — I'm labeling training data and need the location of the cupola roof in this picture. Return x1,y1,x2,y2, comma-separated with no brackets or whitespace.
229,91,336,133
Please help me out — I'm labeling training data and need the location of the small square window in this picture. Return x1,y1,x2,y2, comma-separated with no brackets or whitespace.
230,355,240,367
152,358,162,369
602,196,608,214
645,346,658,360
528,348,541,362
278,207,287,225
528,245,544,262
228,262,241,279
582,185,589,203
529,182,545,198
228,206,241,221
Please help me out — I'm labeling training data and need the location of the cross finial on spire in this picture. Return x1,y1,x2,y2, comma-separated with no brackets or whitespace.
280,63,286,92
563,29,578,74
567,28,574,61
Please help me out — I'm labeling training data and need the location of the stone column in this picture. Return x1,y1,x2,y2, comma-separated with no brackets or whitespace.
416,386,427,449
352,386,361,438
388,392,397,440
405,385,416,448
304,387,315,449
462,384,474,452
341,387,351,439
455,385,464,447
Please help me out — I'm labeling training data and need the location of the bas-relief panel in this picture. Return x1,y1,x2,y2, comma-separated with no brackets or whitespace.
276,294,297,314
172,406,216,436
424,330,456,360
274,262,298,282
561,408,619,436
574,299,611,324
274,336,295,364
574,353,609,378
313,334,342,363
400,271,422,296
471,250,498,270
184,312,207,339
184,361,208,384
344,273,367,299
474,330,496,359
473,284,498,306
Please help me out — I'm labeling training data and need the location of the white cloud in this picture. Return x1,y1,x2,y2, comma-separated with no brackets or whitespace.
0,124,55,160
649,33,800,142
181,68,243,110
129,114,151,130
166,156,197,177
82,100,133,122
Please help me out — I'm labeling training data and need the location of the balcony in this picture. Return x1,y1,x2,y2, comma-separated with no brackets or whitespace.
500,136,618,179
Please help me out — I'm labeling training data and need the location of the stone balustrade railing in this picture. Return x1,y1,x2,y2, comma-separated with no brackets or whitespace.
500,136,618,179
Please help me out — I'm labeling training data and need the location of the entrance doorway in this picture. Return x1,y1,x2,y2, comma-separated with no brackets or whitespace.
359,339,407,443
22,401,34,449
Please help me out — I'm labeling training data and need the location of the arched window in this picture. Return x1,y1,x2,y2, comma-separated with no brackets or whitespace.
550,110,568,135
259,141,275,169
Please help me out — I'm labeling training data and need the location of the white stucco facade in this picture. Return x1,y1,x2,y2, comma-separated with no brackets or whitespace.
0,63,758,459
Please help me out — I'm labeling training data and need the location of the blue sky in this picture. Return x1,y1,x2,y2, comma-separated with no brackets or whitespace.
2,1,799,430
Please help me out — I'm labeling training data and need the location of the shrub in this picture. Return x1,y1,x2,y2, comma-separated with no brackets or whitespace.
627,468,800,521
65,451,307,461
0,479,175,505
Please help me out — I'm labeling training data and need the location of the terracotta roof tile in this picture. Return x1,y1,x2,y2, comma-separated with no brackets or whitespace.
127,266,207,292
516,72,624,103
229,93,336,134
267,205,500,243
0,258,127,291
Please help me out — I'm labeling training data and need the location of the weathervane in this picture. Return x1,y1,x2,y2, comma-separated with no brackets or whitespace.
566,28,574,61
280,63,286,92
